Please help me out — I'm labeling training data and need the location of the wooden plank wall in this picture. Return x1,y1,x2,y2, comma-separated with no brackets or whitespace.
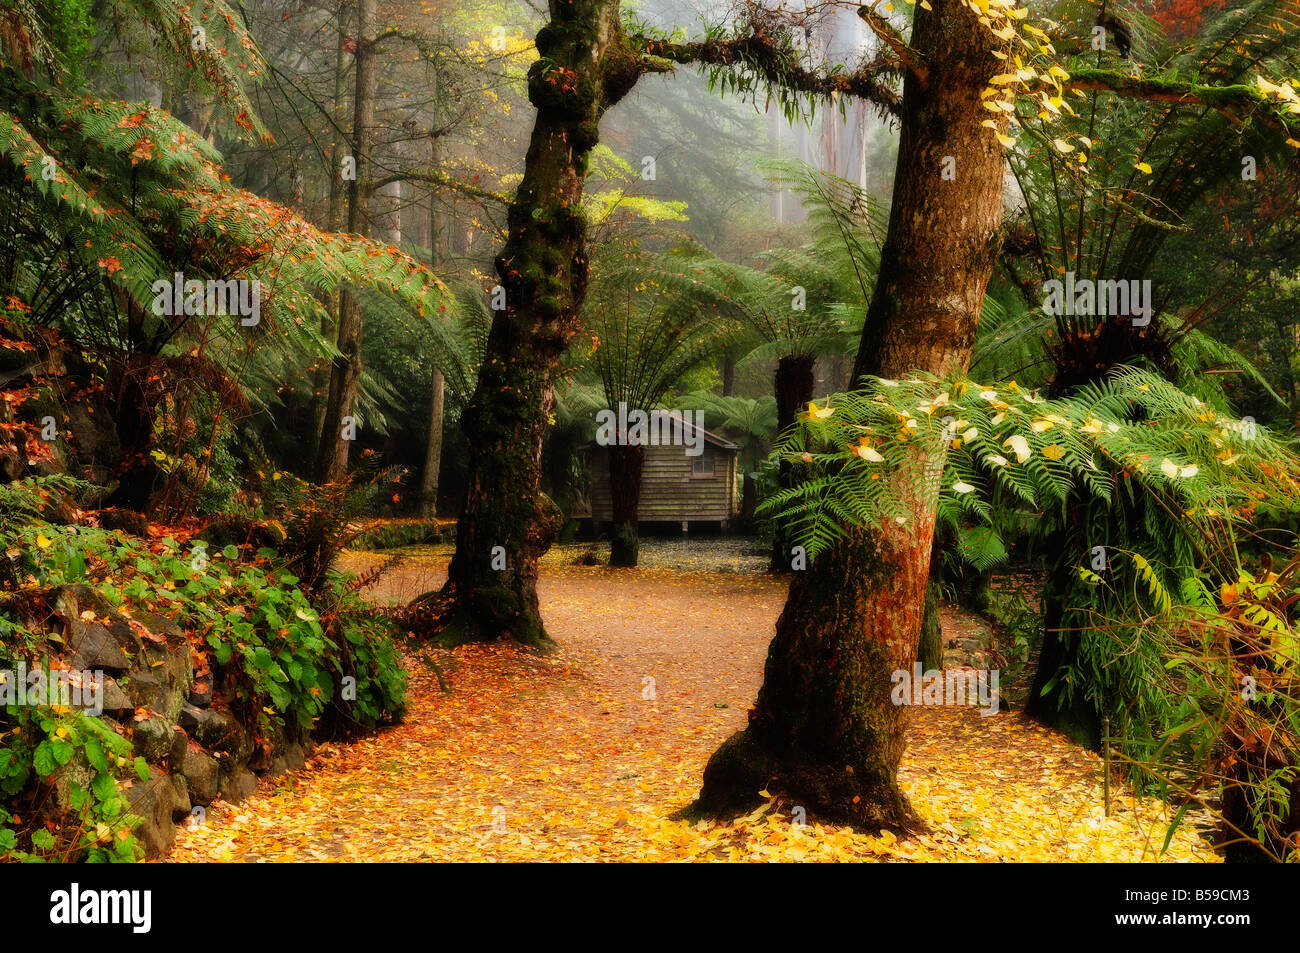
586,445,737,522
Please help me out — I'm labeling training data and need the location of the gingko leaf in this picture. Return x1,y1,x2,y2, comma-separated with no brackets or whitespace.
952,481,976,493
1134,161,1154,174
1052,138,1074,153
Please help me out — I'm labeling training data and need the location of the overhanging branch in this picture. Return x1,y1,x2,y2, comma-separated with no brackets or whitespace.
632,35,902,118
368,169,507,205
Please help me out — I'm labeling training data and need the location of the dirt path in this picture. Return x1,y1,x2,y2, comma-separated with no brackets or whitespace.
168,557,1217,862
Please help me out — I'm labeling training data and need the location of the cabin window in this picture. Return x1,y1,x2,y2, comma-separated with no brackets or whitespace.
692,454,715,477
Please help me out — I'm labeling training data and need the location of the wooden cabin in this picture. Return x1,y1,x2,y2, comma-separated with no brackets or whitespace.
581,410,739,530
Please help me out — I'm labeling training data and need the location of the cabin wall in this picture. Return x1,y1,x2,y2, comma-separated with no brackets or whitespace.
587,445,736,523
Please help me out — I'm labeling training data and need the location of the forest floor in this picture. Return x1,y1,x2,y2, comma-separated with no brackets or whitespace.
168,543,1219,862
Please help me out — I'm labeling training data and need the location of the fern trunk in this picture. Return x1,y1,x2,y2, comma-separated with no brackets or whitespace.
608,444,643,567
690,0,1008,830
918,581,944,671
769,354,815,571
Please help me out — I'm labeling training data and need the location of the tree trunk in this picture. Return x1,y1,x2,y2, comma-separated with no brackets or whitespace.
918,580,944,671
427,0,642,648
419,372,445,517
691,0,1008,831
315,0,375,484
608,443,644,566
419,135,446,519
311,1,352,469
769,353,815,571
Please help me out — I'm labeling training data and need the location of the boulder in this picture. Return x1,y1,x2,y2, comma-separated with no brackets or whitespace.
171,740,220,805
187,679,212,708
132,717,173,763
179,703,244,755
53,583,117,621
98,678,134,714
125,775,178,859
67,620,130,672
220,767,258,803
168,772,191,821
128,607,184,643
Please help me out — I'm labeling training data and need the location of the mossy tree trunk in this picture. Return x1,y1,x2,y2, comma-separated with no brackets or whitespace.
769,353,815,572
608,443,643,566
691,0,1009,830
430,0,643,647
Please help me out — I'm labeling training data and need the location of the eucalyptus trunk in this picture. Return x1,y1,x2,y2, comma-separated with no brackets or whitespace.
692,0,1008,830
315,0,375,484
419,136,447,519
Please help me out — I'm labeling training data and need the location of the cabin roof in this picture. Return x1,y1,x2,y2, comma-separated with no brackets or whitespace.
591,408,739,451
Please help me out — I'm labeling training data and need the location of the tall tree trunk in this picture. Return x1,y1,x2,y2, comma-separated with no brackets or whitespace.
419,134,446,519
315,0,376,483
691,0,1008,830
309,1,353,470
769,353,815,571
608,443,644,567
428,0,642,647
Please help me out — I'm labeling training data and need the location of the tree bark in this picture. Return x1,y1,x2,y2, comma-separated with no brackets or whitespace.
769,353,815,571
427,0,643,647
918,581,944,671
315,0,375,484
419,135,446,519
691,0,1008,831
608,443,644,567
308,2,352,472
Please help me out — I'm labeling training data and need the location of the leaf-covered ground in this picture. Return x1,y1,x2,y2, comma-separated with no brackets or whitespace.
169,555,1218,863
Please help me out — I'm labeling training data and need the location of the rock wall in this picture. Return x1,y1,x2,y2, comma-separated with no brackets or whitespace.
34,584,309,858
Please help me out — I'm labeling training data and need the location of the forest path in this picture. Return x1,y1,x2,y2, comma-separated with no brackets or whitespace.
168,553,1216,862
